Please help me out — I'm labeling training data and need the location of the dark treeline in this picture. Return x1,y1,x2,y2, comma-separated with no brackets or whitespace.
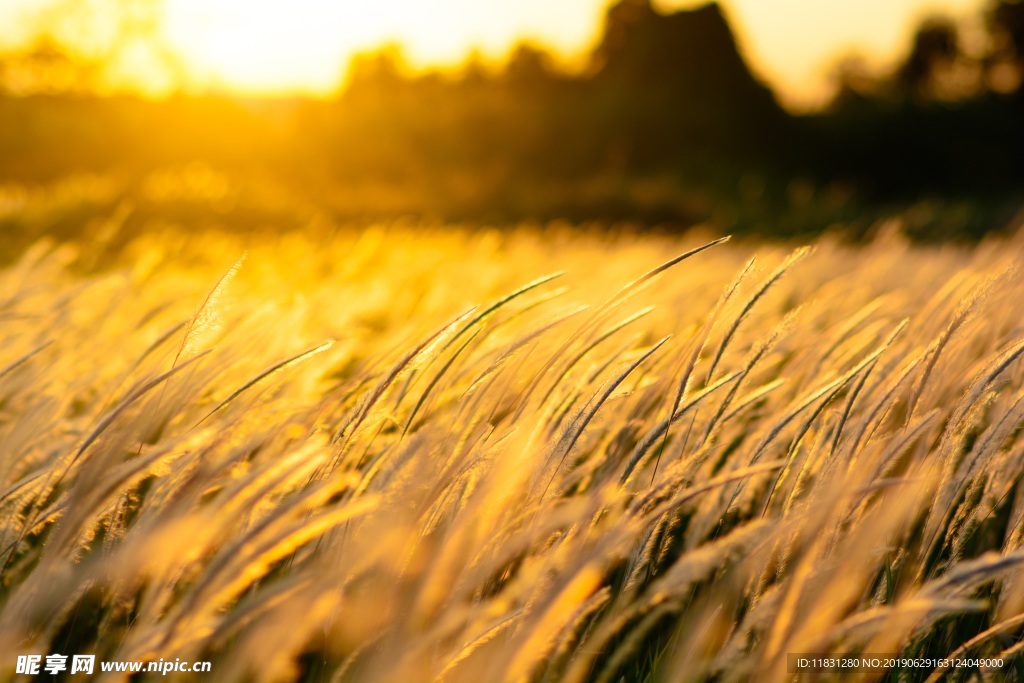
814,0,1024,203
2,0,1023,238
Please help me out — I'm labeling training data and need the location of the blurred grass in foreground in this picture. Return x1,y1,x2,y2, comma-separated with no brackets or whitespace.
3,218,1024,681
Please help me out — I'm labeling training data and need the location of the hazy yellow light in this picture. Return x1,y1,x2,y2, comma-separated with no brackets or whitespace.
691,0,985,108
0,0,989,103
155,0,992,103
161,0,603,95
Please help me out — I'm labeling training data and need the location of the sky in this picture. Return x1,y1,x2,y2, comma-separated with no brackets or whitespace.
0,0,987,108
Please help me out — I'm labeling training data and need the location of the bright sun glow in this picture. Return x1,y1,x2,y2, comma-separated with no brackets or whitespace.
161,0,604,94
0,0,989,103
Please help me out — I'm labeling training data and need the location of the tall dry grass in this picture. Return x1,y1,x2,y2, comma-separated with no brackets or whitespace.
2,224,1024,681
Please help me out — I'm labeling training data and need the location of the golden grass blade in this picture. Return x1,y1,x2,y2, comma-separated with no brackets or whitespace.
194,340,334,427
515,237,729,423
537,305,655,410
331,305,477,446
923,612,1024,683
543,336,671,499
706,246,810,383
620,371,741,485
174,252,246,366
0,340,53,382
442,271,565,352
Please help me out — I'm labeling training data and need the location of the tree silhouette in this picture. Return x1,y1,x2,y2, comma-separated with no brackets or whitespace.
588,0,788,169
895,17,961,100
986,0,1024,93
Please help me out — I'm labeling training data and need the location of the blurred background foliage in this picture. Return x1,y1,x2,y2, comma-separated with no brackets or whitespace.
1,0,1023,248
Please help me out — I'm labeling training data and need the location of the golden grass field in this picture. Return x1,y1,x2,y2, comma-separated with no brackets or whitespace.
2,222,1024,681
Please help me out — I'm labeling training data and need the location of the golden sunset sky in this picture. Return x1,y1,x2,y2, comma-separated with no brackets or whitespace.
0,0,985,107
